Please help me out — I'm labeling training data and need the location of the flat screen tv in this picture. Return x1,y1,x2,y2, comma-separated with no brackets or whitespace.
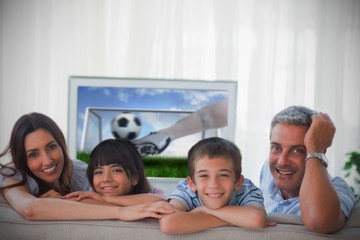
68,76,237,165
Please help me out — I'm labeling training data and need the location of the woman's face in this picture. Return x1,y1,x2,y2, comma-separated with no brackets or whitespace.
25,128,64,185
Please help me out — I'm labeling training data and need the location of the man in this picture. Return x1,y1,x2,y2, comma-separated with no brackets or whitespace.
260,106,356,233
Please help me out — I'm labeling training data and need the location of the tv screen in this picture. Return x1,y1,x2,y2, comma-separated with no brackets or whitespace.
68,76,237,162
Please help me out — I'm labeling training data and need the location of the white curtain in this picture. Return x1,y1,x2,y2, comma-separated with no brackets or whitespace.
1,0,359,186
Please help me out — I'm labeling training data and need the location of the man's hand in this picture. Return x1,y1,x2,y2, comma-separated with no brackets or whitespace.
304,112,336,153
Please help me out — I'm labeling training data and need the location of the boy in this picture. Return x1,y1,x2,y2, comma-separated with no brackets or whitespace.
159,137,267,234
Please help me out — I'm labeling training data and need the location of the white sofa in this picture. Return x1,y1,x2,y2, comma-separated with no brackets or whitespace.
1,178,360,240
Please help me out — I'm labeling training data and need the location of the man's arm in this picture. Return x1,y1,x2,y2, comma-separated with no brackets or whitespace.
300,112,345,233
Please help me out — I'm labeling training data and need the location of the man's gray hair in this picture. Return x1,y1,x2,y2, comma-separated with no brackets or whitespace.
270,106,317,133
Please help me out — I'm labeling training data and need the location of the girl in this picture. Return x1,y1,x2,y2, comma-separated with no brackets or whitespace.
0,112,174,221
65,138,166,206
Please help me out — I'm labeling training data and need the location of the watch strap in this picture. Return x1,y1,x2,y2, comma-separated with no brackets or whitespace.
305,152,328,168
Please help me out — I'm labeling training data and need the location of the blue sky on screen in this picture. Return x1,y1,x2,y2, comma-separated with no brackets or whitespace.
77,86,227,156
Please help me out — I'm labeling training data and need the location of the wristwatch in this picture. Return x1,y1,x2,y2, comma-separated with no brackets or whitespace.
305,152,328,168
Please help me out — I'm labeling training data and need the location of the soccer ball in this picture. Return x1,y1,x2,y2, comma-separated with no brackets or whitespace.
111,112,142,140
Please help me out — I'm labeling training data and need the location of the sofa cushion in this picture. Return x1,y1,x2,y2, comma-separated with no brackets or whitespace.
1,192,359,240
345,200,360,228
268,213,303,225
0,192,5,203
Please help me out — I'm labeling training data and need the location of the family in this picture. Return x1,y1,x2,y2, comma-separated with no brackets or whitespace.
0,106,357,235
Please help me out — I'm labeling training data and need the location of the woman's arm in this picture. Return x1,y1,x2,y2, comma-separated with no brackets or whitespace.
2,185,174,221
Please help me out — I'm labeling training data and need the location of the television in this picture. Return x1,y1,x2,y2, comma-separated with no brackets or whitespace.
67,76,237,164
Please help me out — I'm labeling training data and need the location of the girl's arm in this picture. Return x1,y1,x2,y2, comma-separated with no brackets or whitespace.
2,184,174,221
64,191,166,206
103,193,166,206
40,189,116,206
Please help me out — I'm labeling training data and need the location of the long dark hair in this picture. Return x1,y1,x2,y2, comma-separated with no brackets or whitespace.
87,138,151,194
0,112,73,196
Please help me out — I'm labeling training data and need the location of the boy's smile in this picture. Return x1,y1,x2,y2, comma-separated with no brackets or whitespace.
187,155,243,210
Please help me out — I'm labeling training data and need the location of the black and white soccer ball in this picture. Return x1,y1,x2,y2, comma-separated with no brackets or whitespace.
111,112,142,140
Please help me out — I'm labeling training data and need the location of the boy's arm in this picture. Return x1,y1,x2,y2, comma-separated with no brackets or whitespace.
159,211,229,234
194,204,266,229
159,200,228,234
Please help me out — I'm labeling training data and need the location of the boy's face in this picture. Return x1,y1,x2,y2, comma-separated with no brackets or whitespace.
187,155,243,210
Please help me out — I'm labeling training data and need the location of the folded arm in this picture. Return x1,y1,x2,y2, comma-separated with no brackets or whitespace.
159,210,228,234
193,204,266,229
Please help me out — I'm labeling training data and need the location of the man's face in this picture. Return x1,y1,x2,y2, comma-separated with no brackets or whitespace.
187,155,243,210
269,123,308,199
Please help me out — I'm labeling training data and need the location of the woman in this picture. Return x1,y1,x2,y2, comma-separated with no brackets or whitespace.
0,112,174,221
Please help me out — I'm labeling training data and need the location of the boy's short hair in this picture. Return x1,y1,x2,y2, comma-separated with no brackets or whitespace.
187,137,242,181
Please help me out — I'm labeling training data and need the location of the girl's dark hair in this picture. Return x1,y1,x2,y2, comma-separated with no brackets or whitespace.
87,138,151,194
0,112,73,195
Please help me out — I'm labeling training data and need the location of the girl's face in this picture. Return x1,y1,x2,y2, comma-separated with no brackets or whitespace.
25,128,64,185
92,164,138,196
